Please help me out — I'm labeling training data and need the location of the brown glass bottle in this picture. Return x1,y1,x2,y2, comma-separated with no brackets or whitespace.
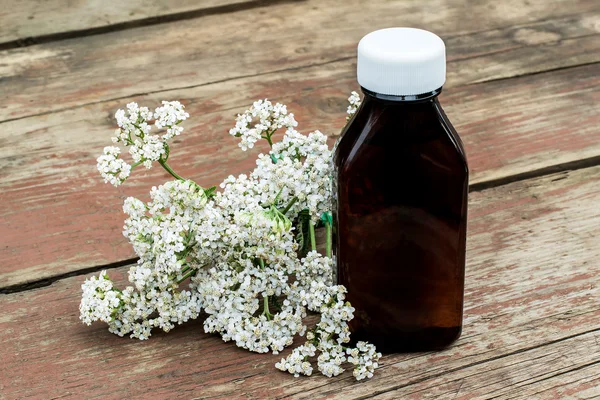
334,86,468,352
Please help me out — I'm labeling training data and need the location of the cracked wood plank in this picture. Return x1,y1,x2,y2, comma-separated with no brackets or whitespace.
1,165,599,398
0,0,254,47
369,333,600,399
1,0,599,122
1,59,599,289
495,360,600,400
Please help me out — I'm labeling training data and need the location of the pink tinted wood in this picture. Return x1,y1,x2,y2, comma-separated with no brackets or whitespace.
1,62,599,289
1,166,599,398
1,0,599,122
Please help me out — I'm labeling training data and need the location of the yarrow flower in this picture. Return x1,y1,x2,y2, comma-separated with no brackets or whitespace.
347,91,361,120
96,146,131,187
79,271,122,325
276,284,381,379
347,341,381,380
154,100,189,140
82,94,381,380
229,99,298,151
98,101,190,181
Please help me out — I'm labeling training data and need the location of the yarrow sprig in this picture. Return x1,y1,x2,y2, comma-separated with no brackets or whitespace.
347,91,361,120
229,99,297,150
82,94,381,380
97,146,131,186
97,101,190,185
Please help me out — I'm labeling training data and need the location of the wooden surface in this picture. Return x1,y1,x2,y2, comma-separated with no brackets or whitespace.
0,0,599,398
3,62,600,289
2,1,600,289
3,0,600,122
2,168,600,398
0,0,255,48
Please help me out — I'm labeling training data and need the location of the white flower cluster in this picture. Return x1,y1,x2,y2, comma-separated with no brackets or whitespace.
348,341,381,380
276,284,381,379
97,146,131,186
96,101,190,186
347,91,361,120
80,180,207,338
82,94,381,380
80,270,121,325
258,129,332,223
229,99,298,151
154,100,189,140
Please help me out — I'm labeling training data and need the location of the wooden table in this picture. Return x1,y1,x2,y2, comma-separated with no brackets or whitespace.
1,0,599,398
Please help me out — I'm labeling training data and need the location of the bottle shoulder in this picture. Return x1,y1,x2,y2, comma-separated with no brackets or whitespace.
434,101,469,173
335,98,468,177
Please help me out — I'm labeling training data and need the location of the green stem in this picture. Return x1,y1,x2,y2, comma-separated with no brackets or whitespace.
309,223,316,252
273,187,284,204
281,196,298,215
263,295,272,320
326,221,332,258
159,159,185,181
258,257,272,319
177,268,195,284
163,142,171,162
264,129,275,148
180,265,191,275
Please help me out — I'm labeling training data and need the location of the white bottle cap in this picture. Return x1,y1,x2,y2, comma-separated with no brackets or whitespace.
357,28,446,96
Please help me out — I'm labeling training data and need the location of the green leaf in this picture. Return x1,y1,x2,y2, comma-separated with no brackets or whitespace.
204,186,217,197
320,211,333,226
295,208,312,258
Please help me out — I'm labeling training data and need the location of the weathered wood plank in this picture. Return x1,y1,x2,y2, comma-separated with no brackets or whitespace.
495,364,600,400
240,166,600,399
1,0,599,122
1,59,599,289
1,165,599,399
369,333,600,399
0,0,254,47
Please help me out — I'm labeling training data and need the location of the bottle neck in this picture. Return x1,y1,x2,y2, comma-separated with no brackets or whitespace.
361,86,442,103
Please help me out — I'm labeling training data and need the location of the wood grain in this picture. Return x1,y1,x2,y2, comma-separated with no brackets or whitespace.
369,332,600,399
1,0,599,122
1,165,599,399
0,0,254,46
2,58,599,289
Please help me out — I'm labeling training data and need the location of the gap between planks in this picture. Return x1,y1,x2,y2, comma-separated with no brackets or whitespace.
3,156,600,296
3,0,599,123
0,0,305,51
0,60,598,287
0,55,355,125
2,55,597,127
348,328,600,400
3,165,597,398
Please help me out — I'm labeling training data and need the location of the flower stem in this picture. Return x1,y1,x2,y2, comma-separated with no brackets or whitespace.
282,196,298,215
265,135,274,148
159,159,185,181
326,222,332,258
180,264,191,275
177,268,196,284
273,187,284,204
309,223,316,252
263,129,275,148
263,295,272,320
